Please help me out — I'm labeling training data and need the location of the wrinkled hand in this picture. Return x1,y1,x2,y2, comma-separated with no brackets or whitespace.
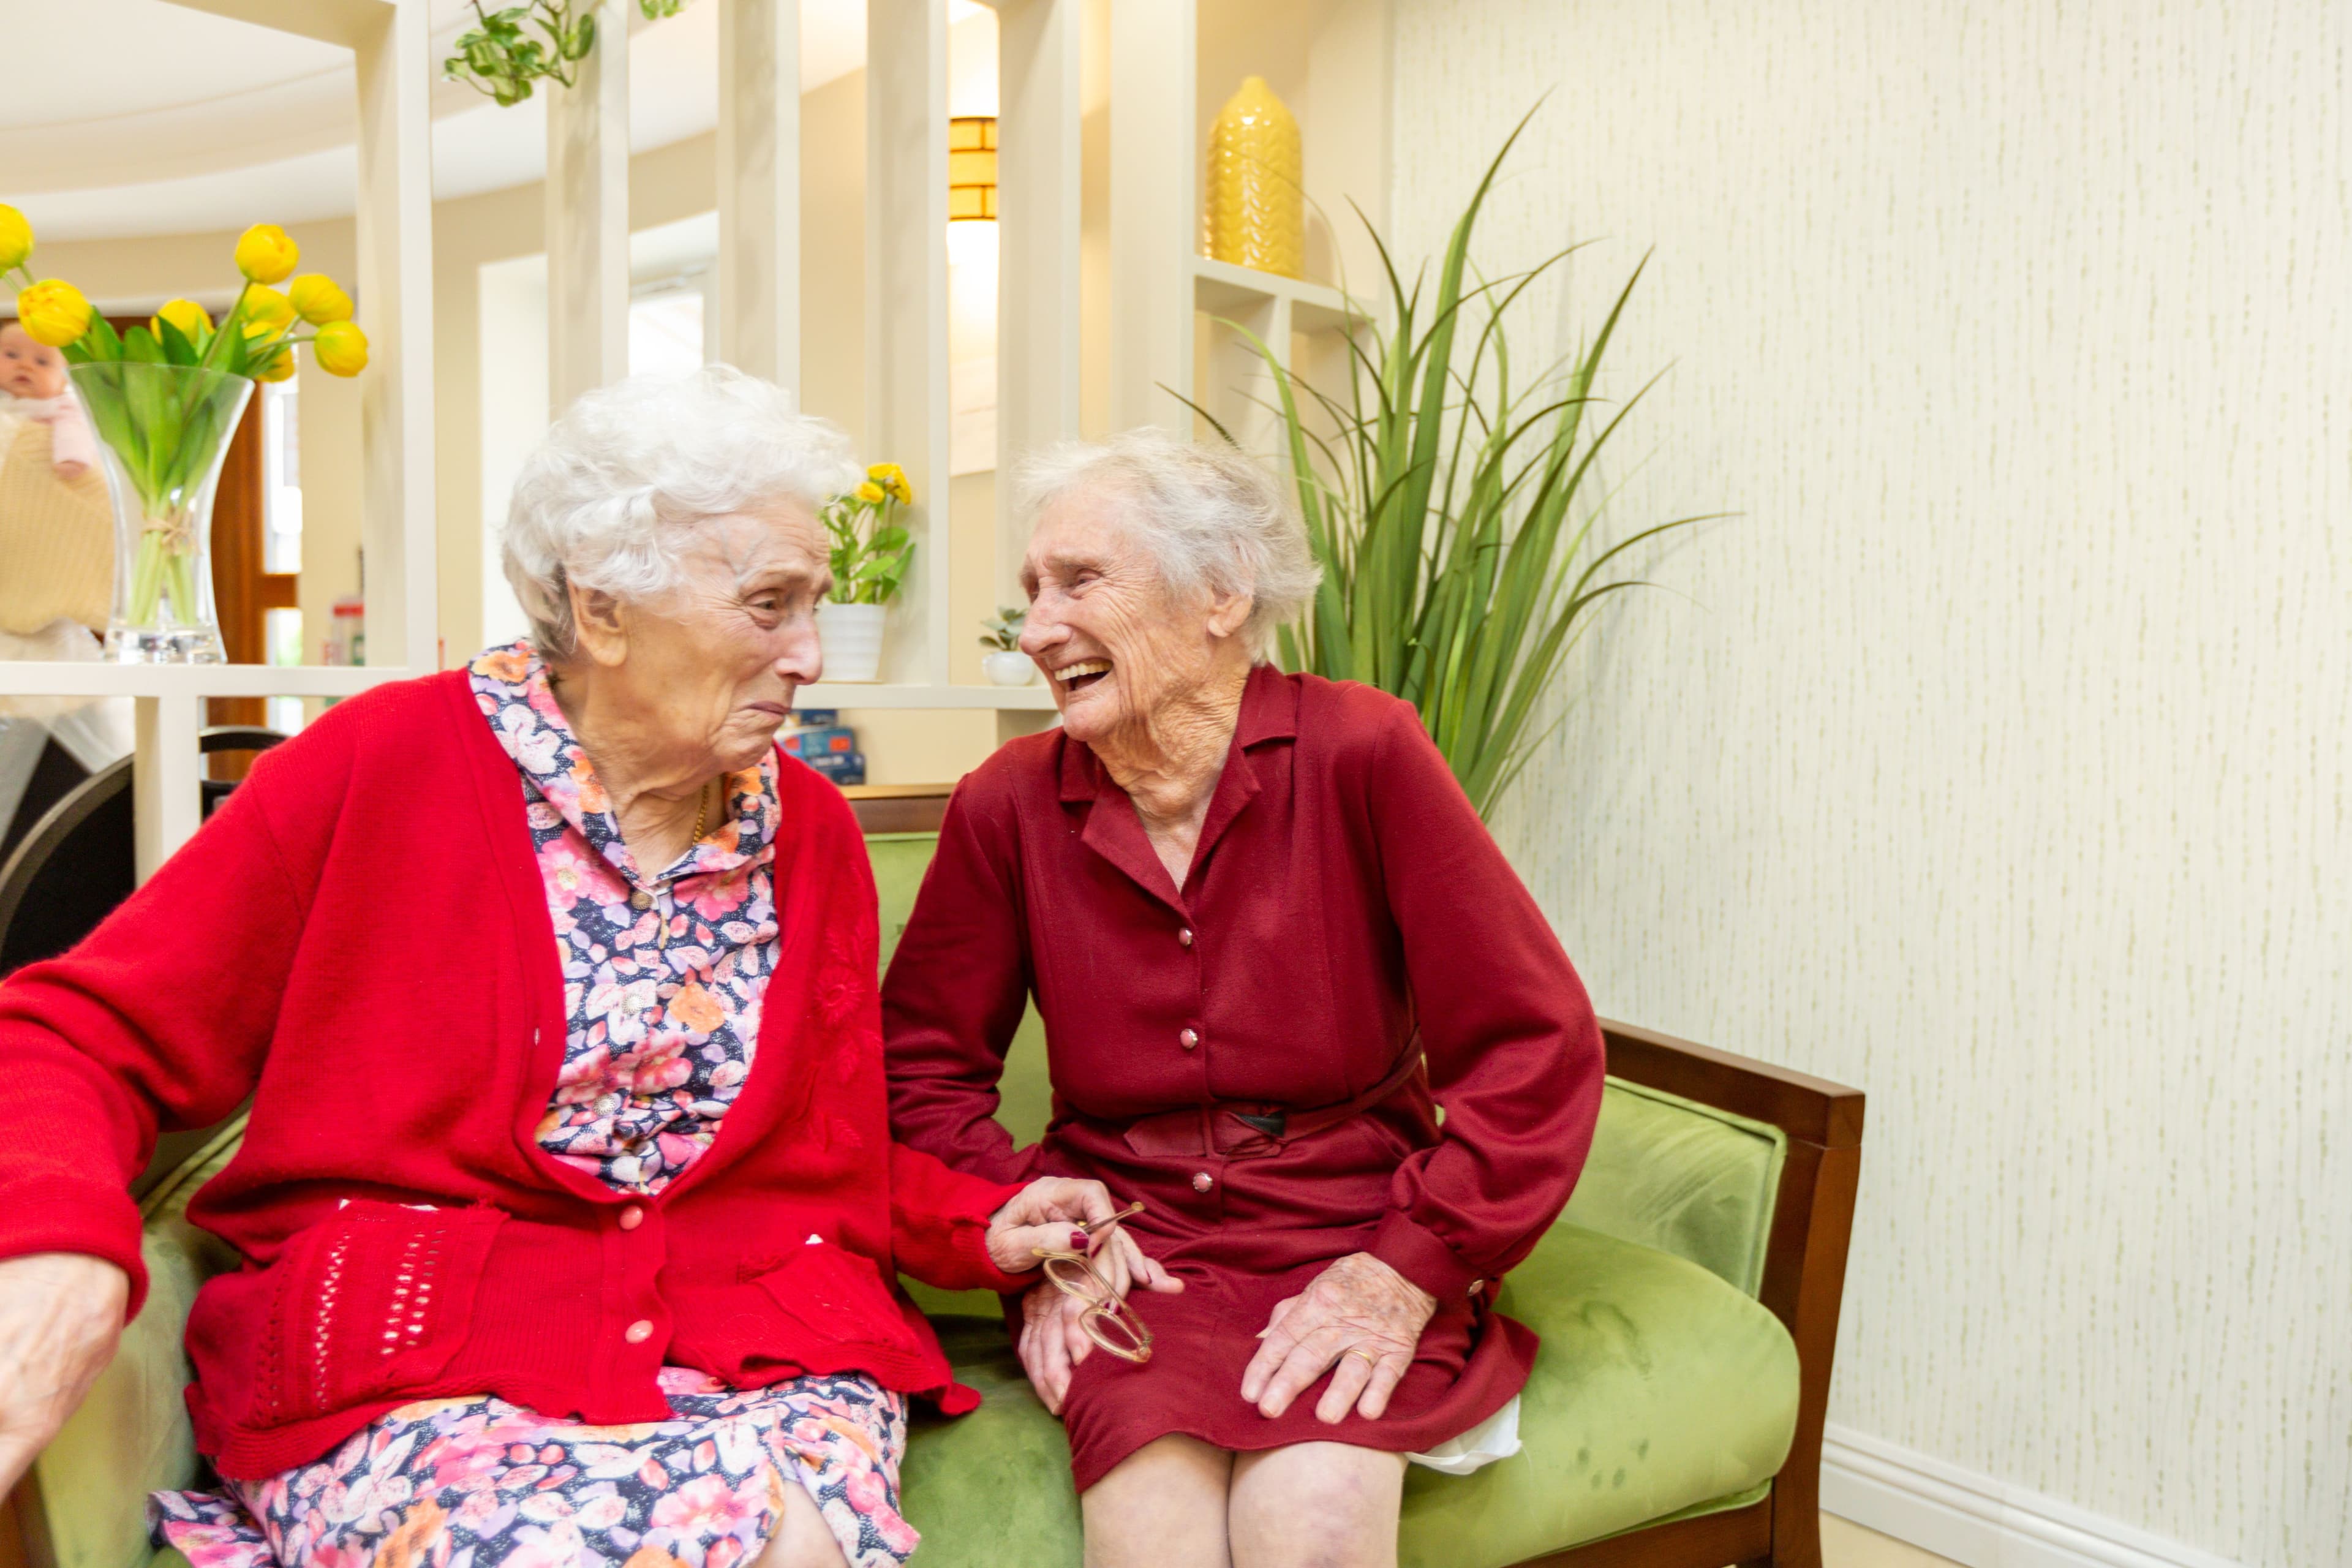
1016,1281,1093,1415
1240,1252,1435,1423
0,1253,130,1498
985,1178,1180,1297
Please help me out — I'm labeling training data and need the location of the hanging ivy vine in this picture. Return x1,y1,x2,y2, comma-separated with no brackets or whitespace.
443,0,688,108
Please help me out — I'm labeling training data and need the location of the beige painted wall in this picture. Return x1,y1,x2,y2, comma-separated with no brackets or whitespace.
1390,2,2350,1564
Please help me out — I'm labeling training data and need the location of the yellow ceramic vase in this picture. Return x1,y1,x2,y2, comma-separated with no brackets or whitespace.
1204,76,1303,279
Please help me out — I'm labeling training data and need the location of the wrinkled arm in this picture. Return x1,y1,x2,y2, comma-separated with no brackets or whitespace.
1362,707,1607,1305
882,780,1041,1186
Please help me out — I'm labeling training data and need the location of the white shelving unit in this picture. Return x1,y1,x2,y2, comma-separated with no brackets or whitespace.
1109,1,1386,448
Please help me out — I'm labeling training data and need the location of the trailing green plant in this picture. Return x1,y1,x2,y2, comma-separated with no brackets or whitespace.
1189,111,1721,820
822,462,916,606
444,0,687,108
979,605,1027,652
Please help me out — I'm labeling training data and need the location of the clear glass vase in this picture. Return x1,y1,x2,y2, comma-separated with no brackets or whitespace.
69,360,251,664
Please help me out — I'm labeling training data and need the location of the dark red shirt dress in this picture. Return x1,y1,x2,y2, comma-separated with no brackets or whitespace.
884,666,1607,1489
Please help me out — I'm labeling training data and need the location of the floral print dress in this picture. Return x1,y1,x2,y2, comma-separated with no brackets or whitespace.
151,643,922,1568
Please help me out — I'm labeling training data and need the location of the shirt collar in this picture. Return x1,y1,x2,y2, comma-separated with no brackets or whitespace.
1057,662,1298,804
467,639,780,886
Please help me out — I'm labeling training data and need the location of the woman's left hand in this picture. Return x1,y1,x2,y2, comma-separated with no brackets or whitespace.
985,1177,1183,1296
1240,1251,1436,1423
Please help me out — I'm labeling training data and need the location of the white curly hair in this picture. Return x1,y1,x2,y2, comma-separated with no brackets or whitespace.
501,365,861,654
1014,429,1321,661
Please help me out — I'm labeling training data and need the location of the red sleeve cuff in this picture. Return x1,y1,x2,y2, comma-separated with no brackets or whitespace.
953,1178,1042,1295
0,1180,151,1319
1370,1210,1482,1305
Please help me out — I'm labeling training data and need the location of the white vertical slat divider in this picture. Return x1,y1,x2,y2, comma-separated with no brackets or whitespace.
992,0,1082,598
1108,0,1196,435
547,19,631,412
865,0,951,685
717,0,802,395
353,0,436,671
131,696,203,883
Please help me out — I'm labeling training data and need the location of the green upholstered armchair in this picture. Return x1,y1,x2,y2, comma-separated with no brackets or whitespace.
6,791,1863,1568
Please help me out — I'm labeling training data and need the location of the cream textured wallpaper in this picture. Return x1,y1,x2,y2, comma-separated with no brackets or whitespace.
1382,3,2348,1564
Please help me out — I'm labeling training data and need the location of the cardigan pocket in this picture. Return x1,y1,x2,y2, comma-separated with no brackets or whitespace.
748,1239,923,1362
250,1200,508,1428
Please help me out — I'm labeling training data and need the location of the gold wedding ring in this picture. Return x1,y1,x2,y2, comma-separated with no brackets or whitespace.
1344,1347,1380,1368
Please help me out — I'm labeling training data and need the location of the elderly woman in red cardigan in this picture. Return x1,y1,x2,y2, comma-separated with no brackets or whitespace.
884,431,1608,1568
0,368,1165,1568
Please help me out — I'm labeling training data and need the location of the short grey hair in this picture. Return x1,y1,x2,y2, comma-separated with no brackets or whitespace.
502,364,861,654
1014,429,1321,660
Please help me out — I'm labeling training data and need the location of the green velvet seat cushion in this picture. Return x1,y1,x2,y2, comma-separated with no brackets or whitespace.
897,1224,1797,1568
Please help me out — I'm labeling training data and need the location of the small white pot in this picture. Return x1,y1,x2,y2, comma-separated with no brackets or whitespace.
817,601,887,682
982,649,1036,687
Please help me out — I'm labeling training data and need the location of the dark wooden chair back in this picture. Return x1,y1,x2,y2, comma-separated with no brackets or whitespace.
0,726,285,981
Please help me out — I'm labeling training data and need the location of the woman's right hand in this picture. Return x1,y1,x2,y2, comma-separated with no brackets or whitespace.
0,1252,130,1498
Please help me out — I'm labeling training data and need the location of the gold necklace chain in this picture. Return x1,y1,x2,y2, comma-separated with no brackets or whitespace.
690,778,712,844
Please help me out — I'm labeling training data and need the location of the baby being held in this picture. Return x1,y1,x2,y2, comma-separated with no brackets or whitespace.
1,322,97,480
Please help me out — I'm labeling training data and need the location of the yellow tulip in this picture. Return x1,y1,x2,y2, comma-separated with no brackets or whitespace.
854,481,887,505
288,273,353,326
241,285,296,342
152,298,213,345
251,349,296,383
15,279,91,348
313,320,369,377
867,461,913,505
233,223,300,285
0,205,31,274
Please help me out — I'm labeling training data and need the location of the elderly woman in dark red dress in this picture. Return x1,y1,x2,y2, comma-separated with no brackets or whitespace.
884,431,1607,1567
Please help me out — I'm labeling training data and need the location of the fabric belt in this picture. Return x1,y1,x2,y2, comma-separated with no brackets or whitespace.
1081,1036,1428,1161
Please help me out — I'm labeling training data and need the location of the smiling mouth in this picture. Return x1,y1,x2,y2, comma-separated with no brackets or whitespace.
1053,659,1111,694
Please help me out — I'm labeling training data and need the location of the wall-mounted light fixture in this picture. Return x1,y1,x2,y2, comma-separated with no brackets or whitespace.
948,116,998,221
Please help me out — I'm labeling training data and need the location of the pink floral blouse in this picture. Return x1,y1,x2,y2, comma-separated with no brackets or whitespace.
149,643,920,1568
473,639,781,1194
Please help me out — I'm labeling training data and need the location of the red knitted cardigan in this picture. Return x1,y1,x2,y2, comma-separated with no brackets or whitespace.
0,671,1035,1480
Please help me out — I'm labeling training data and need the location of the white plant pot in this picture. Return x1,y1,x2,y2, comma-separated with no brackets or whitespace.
817,601,887,682
982,649,1036,687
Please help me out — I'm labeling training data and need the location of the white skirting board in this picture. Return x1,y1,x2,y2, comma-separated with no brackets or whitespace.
1820,1423,2244,1568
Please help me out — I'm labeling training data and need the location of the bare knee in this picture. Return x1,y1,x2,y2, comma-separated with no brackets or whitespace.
1227,1444,1406,1568
751,1478,853,1568
1084,1435,1235,1568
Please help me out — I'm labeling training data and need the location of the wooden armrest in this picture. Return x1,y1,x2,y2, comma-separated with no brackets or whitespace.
1600,1017,1864,1149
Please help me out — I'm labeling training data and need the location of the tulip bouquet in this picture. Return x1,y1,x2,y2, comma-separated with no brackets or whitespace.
4,208,368,657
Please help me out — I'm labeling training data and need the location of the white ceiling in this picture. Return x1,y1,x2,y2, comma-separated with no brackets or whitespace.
1,0,945,242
